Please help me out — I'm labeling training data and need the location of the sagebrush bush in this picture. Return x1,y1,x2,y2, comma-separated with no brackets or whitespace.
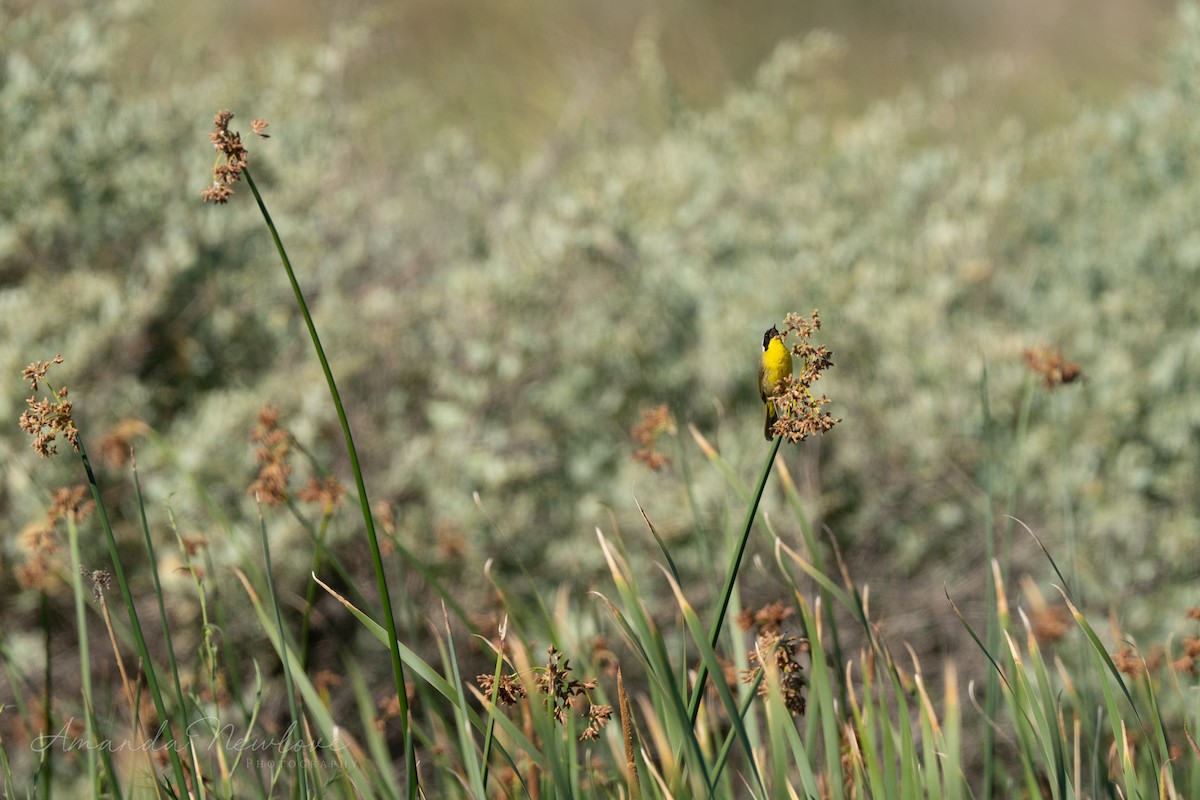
3,0,1199,649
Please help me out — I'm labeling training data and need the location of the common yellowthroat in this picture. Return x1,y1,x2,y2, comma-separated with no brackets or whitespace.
759,326,793,441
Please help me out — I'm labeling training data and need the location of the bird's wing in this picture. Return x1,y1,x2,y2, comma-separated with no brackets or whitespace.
758,361,767,404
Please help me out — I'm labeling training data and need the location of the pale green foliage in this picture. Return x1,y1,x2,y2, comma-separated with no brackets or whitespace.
5,4,1200,794
3,0,1200,630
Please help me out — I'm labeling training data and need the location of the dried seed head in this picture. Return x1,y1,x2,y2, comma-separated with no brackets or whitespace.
202,110,268,204
1024,346,1082,389
766,311,841,444
18,356,79,458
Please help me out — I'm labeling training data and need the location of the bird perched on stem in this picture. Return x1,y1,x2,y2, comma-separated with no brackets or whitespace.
759,326,793,441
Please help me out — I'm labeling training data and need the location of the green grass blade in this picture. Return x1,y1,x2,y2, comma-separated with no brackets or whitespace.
687,435,783,727
243,165,415,797
343,659,403,800
794,591,845,799
231,569,375,792
662,568,763,796
255,505,309,799
436,613,486,798
77,444,190,795
62,515,99,794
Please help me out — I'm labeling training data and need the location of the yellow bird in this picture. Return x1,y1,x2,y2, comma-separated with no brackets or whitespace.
759,326,793,441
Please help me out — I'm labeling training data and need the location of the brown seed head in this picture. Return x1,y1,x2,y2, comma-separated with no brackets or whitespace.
18,357,79,458
202,110,268,204
769,311,841,443
632,404,674,470
1024,346,1082,389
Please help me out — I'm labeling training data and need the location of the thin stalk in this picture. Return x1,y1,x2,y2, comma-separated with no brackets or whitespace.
130,455,192,785
298,507,333,670
242,166,415,796
687,435,783,726
39,589,52,800
980,364,999,800
1054,390,1080,601
64,516,99,794
79,444,191,795
674,416,717,589
256,506,309,799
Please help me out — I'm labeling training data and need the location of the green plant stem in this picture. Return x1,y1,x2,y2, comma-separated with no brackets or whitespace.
129,457,192,784
79,445,191,795
39,589,52,800
242,166,416,796
687,435,783,726
298,507,333,671
980,364,999,800
257,507,309,800
64,517,99,795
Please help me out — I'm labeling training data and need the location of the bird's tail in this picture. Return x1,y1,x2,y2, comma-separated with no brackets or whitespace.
763,401,777,441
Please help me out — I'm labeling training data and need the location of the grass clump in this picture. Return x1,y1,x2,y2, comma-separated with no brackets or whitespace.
5,2,1200,797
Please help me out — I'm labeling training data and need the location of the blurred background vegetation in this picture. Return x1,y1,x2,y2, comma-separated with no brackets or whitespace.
2,0,1197,719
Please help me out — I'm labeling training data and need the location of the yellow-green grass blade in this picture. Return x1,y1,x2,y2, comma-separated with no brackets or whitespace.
794,591,845,799
233,569,377,792
344,659,403,800
687,424,752,505
596,530,711,792
435,617,486,798
845,658,890,800
310,573,474,715
661,566,763,796
592,588,712,795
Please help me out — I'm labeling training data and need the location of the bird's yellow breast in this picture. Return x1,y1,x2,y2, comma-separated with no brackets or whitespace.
761,337,792,395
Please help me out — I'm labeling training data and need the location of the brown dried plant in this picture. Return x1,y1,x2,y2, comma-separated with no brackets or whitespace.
631,404,674,470
768,311,840,443
476,646,612,742
18,356,79,458
1024,346,1082,389
248,405,293,506
201,110,268,204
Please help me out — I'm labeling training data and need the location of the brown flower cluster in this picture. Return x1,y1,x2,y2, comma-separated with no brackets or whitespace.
1024,346,1082,389
18,356,79,458
248,405,292,506
744,632,808,717
631,404,674,471
1172,610,1200,676
16,486,95,590
1028,603,1073,644
477,672,528,706
49,485,95,524
769,311,840,443
1172,636,1200,676
297,475,347,513
80,565,112,599
201,111,268,204
536,647,612,741
475,646,612,742
15,523,60,590
1111,646,1148,678
1109,609,1200,679
374,682,417,733
737,600,807,716
94,419,151,470
737,600,794,635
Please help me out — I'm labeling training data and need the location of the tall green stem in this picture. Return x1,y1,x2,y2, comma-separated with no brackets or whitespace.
258,507,308,799
687,435,783,726
80,445,190,795
980,364,999,800
242,167,416,795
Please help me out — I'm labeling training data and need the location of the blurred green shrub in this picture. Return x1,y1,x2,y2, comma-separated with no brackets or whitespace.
4,0,1200,634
